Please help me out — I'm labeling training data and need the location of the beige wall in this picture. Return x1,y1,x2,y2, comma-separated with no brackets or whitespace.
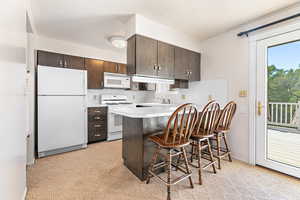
200,3,300,163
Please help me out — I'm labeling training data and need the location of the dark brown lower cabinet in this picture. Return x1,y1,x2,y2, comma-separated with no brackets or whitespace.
88,107,107,143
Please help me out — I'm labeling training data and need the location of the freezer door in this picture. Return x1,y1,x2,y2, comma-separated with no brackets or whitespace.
38,96,87,153
38,66,87,95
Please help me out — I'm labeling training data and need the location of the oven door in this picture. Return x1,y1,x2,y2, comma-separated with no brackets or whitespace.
108,112,122,133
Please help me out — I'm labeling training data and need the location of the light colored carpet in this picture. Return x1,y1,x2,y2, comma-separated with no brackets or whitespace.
26,140,300,200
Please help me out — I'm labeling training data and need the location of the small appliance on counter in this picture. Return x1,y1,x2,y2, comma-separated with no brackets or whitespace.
100,95,133,141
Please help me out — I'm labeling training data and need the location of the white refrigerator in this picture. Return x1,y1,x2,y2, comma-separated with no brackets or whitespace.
37,66,87,157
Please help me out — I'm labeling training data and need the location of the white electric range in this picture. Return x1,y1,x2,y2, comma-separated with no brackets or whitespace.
100,95,133,141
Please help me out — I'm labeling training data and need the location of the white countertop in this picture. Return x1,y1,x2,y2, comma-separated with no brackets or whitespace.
87,104,107,108
110,103,203,118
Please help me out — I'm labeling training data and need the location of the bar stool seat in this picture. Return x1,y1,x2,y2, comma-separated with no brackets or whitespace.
149,134,190,148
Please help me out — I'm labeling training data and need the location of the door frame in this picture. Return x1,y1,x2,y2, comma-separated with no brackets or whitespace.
248,21,300,165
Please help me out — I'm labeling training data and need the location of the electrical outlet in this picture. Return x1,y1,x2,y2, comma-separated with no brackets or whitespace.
208,95,213,101
181,94,186,100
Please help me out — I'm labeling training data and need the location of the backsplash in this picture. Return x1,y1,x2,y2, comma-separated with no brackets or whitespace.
88,79,228,107
87,89,155,106
154,79,228,107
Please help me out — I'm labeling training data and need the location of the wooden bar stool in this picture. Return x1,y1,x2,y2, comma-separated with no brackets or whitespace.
212,101,237,169
146,103,198,200
189,101,220,185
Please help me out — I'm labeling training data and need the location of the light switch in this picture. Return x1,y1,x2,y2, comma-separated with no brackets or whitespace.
181,95,186,100
239,90,247,97
208,95,213,101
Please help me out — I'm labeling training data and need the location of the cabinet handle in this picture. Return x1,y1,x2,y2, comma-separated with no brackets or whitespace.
153,64,156,70
94,125,102,128
94,134,101,137
59,60,63,67
115,65,118,72
94,110,101,113
157,65,161,71
94,117,101,120
64,60,67,67
190,71,192,75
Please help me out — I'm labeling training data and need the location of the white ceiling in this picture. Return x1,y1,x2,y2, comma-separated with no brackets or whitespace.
30,0,299,51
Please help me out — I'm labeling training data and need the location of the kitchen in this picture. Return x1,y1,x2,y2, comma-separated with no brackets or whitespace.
2,1,300,200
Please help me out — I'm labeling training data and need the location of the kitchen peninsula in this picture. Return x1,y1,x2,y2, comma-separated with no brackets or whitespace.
111,104,179,181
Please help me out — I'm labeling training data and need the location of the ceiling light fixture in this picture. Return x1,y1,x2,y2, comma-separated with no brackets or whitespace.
109,36,127,49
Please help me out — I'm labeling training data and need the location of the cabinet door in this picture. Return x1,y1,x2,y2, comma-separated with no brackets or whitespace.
127,36,136,75
136,35,158,76
85,58,104,89
174,47,189,80
64,55,85,70
189,51,201,81
118,63,127,74
37,50,64,68
157,42,174,79
103,61,118,73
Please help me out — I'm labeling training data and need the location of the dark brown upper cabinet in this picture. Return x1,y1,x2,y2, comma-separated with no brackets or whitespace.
174,47,190,80
103,61,127,74
174,47,201,81
38,50,64,68
127,35,174,79
135,35,158,76
85,58,104,89
64,55,85,70
189,51,201,81
157,41,175,79
37,50,85,70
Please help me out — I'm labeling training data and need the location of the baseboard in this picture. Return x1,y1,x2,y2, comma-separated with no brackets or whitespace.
26,158,35,166
22,187,27,200
231,153,249,164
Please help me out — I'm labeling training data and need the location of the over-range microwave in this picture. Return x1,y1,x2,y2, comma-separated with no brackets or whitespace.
103,72,131,89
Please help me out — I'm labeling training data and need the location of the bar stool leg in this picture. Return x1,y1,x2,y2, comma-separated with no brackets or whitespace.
197,140,202,185
190,141,194,163
207,139,217,174
223,133,232,162
166,149,172,200
216,134,222,169
182,147,194,188
146,146,160,184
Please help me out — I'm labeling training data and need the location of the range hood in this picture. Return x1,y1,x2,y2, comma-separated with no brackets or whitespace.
131,75,175,84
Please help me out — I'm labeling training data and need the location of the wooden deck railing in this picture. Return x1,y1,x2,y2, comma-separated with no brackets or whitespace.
268,102,300,128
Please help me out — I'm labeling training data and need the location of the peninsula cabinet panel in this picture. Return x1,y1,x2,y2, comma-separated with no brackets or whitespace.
38,50,64,68
85,58,104,89
64,55,85,70
157,42,174,79
174,47,190,80
135,35,158,76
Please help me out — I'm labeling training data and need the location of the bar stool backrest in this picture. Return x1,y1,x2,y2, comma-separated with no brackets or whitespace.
194,101,220,137
218,101,237,130
163,103,198,146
